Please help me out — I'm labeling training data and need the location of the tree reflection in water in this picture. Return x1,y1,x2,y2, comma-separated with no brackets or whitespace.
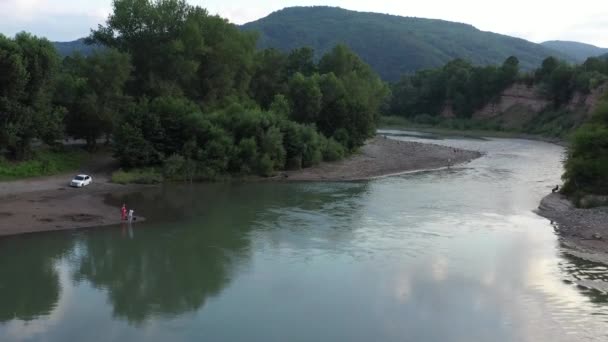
73,185,255,325
0,182,368,327
0,234,73,322
559,251,608,304
74,182,367,325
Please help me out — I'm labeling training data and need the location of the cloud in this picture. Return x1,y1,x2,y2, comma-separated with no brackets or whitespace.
0,0,109,40
0,0,607,47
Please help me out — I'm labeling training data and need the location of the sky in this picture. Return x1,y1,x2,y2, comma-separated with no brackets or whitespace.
0,0,607,47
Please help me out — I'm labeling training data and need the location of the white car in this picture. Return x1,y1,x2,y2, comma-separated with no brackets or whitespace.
70,174,92,188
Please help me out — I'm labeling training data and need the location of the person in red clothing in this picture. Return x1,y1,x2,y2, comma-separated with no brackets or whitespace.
121,204,127,221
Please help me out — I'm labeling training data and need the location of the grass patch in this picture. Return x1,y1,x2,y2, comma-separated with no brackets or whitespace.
0,149,89,181
111,168,163,184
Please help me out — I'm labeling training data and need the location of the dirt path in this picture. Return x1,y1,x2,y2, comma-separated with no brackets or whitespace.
283,136,482,181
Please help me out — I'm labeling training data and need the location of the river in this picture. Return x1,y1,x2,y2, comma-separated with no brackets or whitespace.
1,131,607,342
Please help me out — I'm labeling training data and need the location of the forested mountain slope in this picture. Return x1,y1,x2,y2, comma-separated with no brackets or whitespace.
541,40,608,62
53,38,98,56
242,6,573,80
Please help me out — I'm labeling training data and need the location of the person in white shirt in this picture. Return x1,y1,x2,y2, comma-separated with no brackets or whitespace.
128,209,135,223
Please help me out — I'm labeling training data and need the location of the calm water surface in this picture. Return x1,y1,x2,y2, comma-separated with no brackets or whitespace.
1,132,607,342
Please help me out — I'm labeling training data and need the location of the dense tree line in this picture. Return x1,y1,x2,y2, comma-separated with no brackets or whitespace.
389,57,519,119
388,55,608,120
533,56,608,105
1,0,388,180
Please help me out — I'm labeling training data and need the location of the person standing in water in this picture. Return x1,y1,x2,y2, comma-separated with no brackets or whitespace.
128,209,135,223
121,204,127,221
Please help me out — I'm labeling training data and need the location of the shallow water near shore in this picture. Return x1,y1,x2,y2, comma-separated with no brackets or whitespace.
1,132,607,342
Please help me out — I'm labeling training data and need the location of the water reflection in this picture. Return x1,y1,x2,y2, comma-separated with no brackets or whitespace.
0,235,72,322
73,182,368,325
559,253,608,304
73,185,257,324
2,136,607,342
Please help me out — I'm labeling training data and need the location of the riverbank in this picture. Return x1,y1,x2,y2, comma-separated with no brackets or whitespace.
0,136,482,236
0,155,144,237
283,136,482,181
538,193,608,264
379,116,568,147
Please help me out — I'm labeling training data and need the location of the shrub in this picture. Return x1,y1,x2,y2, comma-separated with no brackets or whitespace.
322,137,345,162
111,168,163,184
256,153,275,177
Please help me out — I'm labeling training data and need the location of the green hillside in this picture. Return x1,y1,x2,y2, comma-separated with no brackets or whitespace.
541,40,608,62
242,6,573,81
53,38,98,56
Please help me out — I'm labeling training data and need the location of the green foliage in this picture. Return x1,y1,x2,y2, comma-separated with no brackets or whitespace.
288,73,322,123
111,168,164,184
89,1,386,181
2,2,395,183
522,109,578,138
387,54,608,137
562,102,608,196
249,49,288,108
56,49,132,149
242,6,573,81
0,32,64,160
389,57,519,119
287,47,317,77
321,137,346,162
269,94,291,118
0,149,87,180
90,0,257,104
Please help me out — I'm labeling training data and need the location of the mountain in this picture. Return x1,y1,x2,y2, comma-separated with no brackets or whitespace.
53,38,98,57
242,6,573,81
541,40,608,62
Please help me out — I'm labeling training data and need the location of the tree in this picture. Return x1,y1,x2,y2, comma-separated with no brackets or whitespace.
286,47,316,77
562,101,608,196
0,33,63,160
57,49,132,149
249,49,288,108
500,56,519,85
287,73,322,123
89,0,257,104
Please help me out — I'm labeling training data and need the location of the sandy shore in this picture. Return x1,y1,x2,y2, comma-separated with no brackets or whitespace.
0,156,143,237
538,193,608,264
0,137,481,236
283,136,482,181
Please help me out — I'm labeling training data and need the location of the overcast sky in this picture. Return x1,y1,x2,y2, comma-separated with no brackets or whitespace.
1,0,607,47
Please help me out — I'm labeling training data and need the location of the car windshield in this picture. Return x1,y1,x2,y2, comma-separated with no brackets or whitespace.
74,176,85,181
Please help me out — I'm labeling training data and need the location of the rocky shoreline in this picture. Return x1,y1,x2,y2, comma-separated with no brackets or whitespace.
538,193,608,264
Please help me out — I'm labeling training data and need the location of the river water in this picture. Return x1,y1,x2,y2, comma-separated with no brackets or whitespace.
1,131,607,342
